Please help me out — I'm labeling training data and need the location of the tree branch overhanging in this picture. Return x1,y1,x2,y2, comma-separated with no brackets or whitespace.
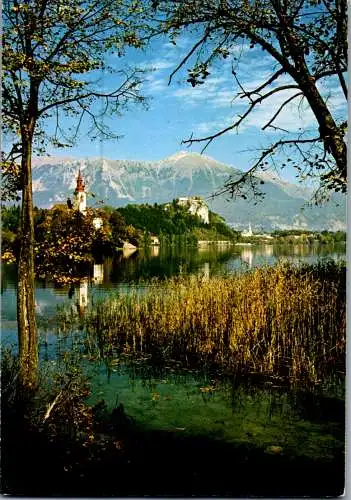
150,0,347,195
262,91,303,130
211,136,327,200
182,84,300,153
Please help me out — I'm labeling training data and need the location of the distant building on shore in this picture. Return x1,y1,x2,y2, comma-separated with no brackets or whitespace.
241,223,253,237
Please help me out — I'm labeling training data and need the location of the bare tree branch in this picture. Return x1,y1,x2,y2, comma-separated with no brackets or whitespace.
168,31,211,85
239,68,285,99
211,136,325,199
231,68,253,103
182,84,300,153
262,91,303,130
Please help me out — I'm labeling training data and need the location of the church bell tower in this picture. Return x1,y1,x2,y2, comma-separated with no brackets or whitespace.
74,169,87,214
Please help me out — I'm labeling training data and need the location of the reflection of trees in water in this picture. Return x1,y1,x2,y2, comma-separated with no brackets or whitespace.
1,244,346,326
2,243,346,297
0,263,17,294
106,246,235,283
272,243,345,258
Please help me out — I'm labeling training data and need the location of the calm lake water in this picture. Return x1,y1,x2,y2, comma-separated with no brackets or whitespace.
1,242,346,340
1,243,345,495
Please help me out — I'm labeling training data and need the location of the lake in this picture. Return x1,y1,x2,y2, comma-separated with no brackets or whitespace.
1,243,346,496
1,243,346,342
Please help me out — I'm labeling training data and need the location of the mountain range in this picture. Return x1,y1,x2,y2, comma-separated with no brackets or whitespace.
31,151,346,231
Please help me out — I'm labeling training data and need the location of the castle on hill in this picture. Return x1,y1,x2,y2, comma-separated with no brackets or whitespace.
177,196,209,224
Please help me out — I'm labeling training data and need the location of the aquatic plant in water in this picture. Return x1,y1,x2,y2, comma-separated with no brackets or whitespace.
78,261,345,386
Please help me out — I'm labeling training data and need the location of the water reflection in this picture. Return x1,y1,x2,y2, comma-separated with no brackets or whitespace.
1,243,346,342
241,248,253,268
200,262,210,280
77,278,88,317
1,242,345,493
150,246,160,257
122,247,137,259
92,263,104,284
240,245,275,268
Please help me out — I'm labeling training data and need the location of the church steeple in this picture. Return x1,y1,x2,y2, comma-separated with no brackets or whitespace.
75,169,85,193
74,169,87,214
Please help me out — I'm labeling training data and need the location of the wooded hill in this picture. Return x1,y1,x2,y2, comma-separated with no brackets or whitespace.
117,201,240,244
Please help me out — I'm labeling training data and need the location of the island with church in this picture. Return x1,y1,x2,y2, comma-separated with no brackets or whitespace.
1,169,244,282
2,168,345,282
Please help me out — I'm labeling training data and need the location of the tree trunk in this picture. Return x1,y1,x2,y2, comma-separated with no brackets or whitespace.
17,133,38,393
286,34,347,186
298,73,347,183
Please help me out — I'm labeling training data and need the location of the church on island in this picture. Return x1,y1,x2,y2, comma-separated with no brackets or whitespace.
73,169,87,214
67,169,103,230
241,223,253,237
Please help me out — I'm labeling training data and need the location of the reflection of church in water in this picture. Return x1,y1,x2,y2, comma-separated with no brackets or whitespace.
74,258,136,317
69,169,139,316
74,263,105,316
68,170,105,315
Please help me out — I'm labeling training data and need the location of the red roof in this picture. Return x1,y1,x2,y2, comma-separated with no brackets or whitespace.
75,169,85,192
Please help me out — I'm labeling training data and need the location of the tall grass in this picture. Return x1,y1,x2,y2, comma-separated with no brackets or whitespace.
82,261,345,385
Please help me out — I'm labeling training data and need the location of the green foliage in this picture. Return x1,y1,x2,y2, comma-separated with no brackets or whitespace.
271,229,346,244
107,209,140,247
117,201,239,242
1,205,20,252
26,205,142,281
1,157,21,202
209,211,239,240
1,205,20,233
1,229,17,253
34,208,95,280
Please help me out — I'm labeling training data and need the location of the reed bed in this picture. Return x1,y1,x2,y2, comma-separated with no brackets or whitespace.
83,261,345,385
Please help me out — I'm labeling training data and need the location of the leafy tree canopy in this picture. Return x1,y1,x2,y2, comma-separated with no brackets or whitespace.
2,0,147,190
118,201,240,241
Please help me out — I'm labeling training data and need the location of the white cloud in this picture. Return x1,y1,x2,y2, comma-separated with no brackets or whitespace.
172,75,235,107
192,90,317,139
195,116,239,137
245,92,316,131
142,59,175,72
196,122,218,135
162,37,192,51
146,76,168,93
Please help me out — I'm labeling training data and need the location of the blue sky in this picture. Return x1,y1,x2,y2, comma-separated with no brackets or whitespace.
46,34,346,185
